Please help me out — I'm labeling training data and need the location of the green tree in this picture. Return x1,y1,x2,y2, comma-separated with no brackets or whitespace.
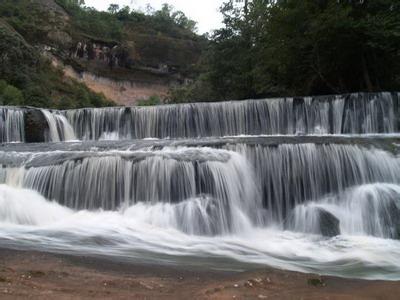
0,80,7,93
176,0,400,102
137,95,162,106
108,4,120,14
172,11,197,32
116,6,131,21
1,84,25,105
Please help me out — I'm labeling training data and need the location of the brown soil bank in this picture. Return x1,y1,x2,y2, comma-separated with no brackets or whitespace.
0,248,399,300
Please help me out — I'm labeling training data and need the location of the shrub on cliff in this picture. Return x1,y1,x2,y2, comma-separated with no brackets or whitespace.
0,81,25,106
0,19,113,109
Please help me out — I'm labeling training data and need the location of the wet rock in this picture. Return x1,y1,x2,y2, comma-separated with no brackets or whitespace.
317,208,340,237
286,206,340,237
24,109,48,143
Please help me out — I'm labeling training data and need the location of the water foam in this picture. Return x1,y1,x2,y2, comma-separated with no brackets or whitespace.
291,183,400,239
0,184,399,280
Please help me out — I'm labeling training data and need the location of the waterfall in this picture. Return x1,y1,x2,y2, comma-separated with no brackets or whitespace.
0,147,264,235
41,109,76,142
232,143,400,223
1,92,400,280
0,107,25,143
1,107,76,143
290,183,400,239
1,141,399,230
1,92,399,143
65,92,399,140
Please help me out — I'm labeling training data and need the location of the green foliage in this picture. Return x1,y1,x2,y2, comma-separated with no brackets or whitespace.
0,80,6,92
55,0,123,40
0,21,113,109
0,0,59,44
167,76,217,104
63,0,85,6
136,95,162,106
2,85,25,105
172,0,400,102
152,4,197,33
55,0,198,41
0,81,25,105
0,0,203,108
108,4,120,15
0,21,40,88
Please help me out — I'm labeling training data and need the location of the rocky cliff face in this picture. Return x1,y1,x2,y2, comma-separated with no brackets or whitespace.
58,60,170,106
0,0,204,106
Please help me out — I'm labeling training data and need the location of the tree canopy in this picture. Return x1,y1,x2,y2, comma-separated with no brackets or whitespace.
55,0,198,41
170,0,400,102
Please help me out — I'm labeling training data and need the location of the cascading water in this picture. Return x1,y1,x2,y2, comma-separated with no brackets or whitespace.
40,109,76,142
233,143,400,223
1,92,399,142
290,183,400,239
0,93,400,280
1,143,399,224
64,92,399,140
0,107,76,143
0,107,25,143
0,147,264,235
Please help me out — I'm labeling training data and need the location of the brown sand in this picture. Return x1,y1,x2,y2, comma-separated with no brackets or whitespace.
0,248,399,299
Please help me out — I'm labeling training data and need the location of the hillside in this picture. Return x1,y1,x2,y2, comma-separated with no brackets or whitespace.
0,0,205,108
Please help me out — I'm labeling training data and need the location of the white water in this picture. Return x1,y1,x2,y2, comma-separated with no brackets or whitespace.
41,110,76,142
291,183,400,239
0,183,400,280
1,93,400,281
0,108,25,143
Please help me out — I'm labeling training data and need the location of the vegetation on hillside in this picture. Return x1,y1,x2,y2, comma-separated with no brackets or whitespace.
170,0,400,103
54,0,204,79
1,0,399,107
55,0,198,40
0,0,202,108
0,20,112,108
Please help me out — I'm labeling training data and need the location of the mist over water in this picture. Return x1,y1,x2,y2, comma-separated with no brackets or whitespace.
1,92,400,280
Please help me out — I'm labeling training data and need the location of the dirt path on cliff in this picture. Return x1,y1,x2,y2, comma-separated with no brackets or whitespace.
0,248,399,299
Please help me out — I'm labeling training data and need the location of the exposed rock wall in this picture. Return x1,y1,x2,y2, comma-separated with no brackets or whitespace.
52,58,170,106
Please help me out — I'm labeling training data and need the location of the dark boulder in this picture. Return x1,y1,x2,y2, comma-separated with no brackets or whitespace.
24,109,48,143
316,208,340,237
286,206,340,237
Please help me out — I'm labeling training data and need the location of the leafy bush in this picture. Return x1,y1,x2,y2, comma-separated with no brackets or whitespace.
136,95,162,106
0,80,25,106
1,84,25,105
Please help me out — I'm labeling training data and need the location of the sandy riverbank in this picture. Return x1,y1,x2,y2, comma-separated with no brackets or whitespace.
0,248,399,299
